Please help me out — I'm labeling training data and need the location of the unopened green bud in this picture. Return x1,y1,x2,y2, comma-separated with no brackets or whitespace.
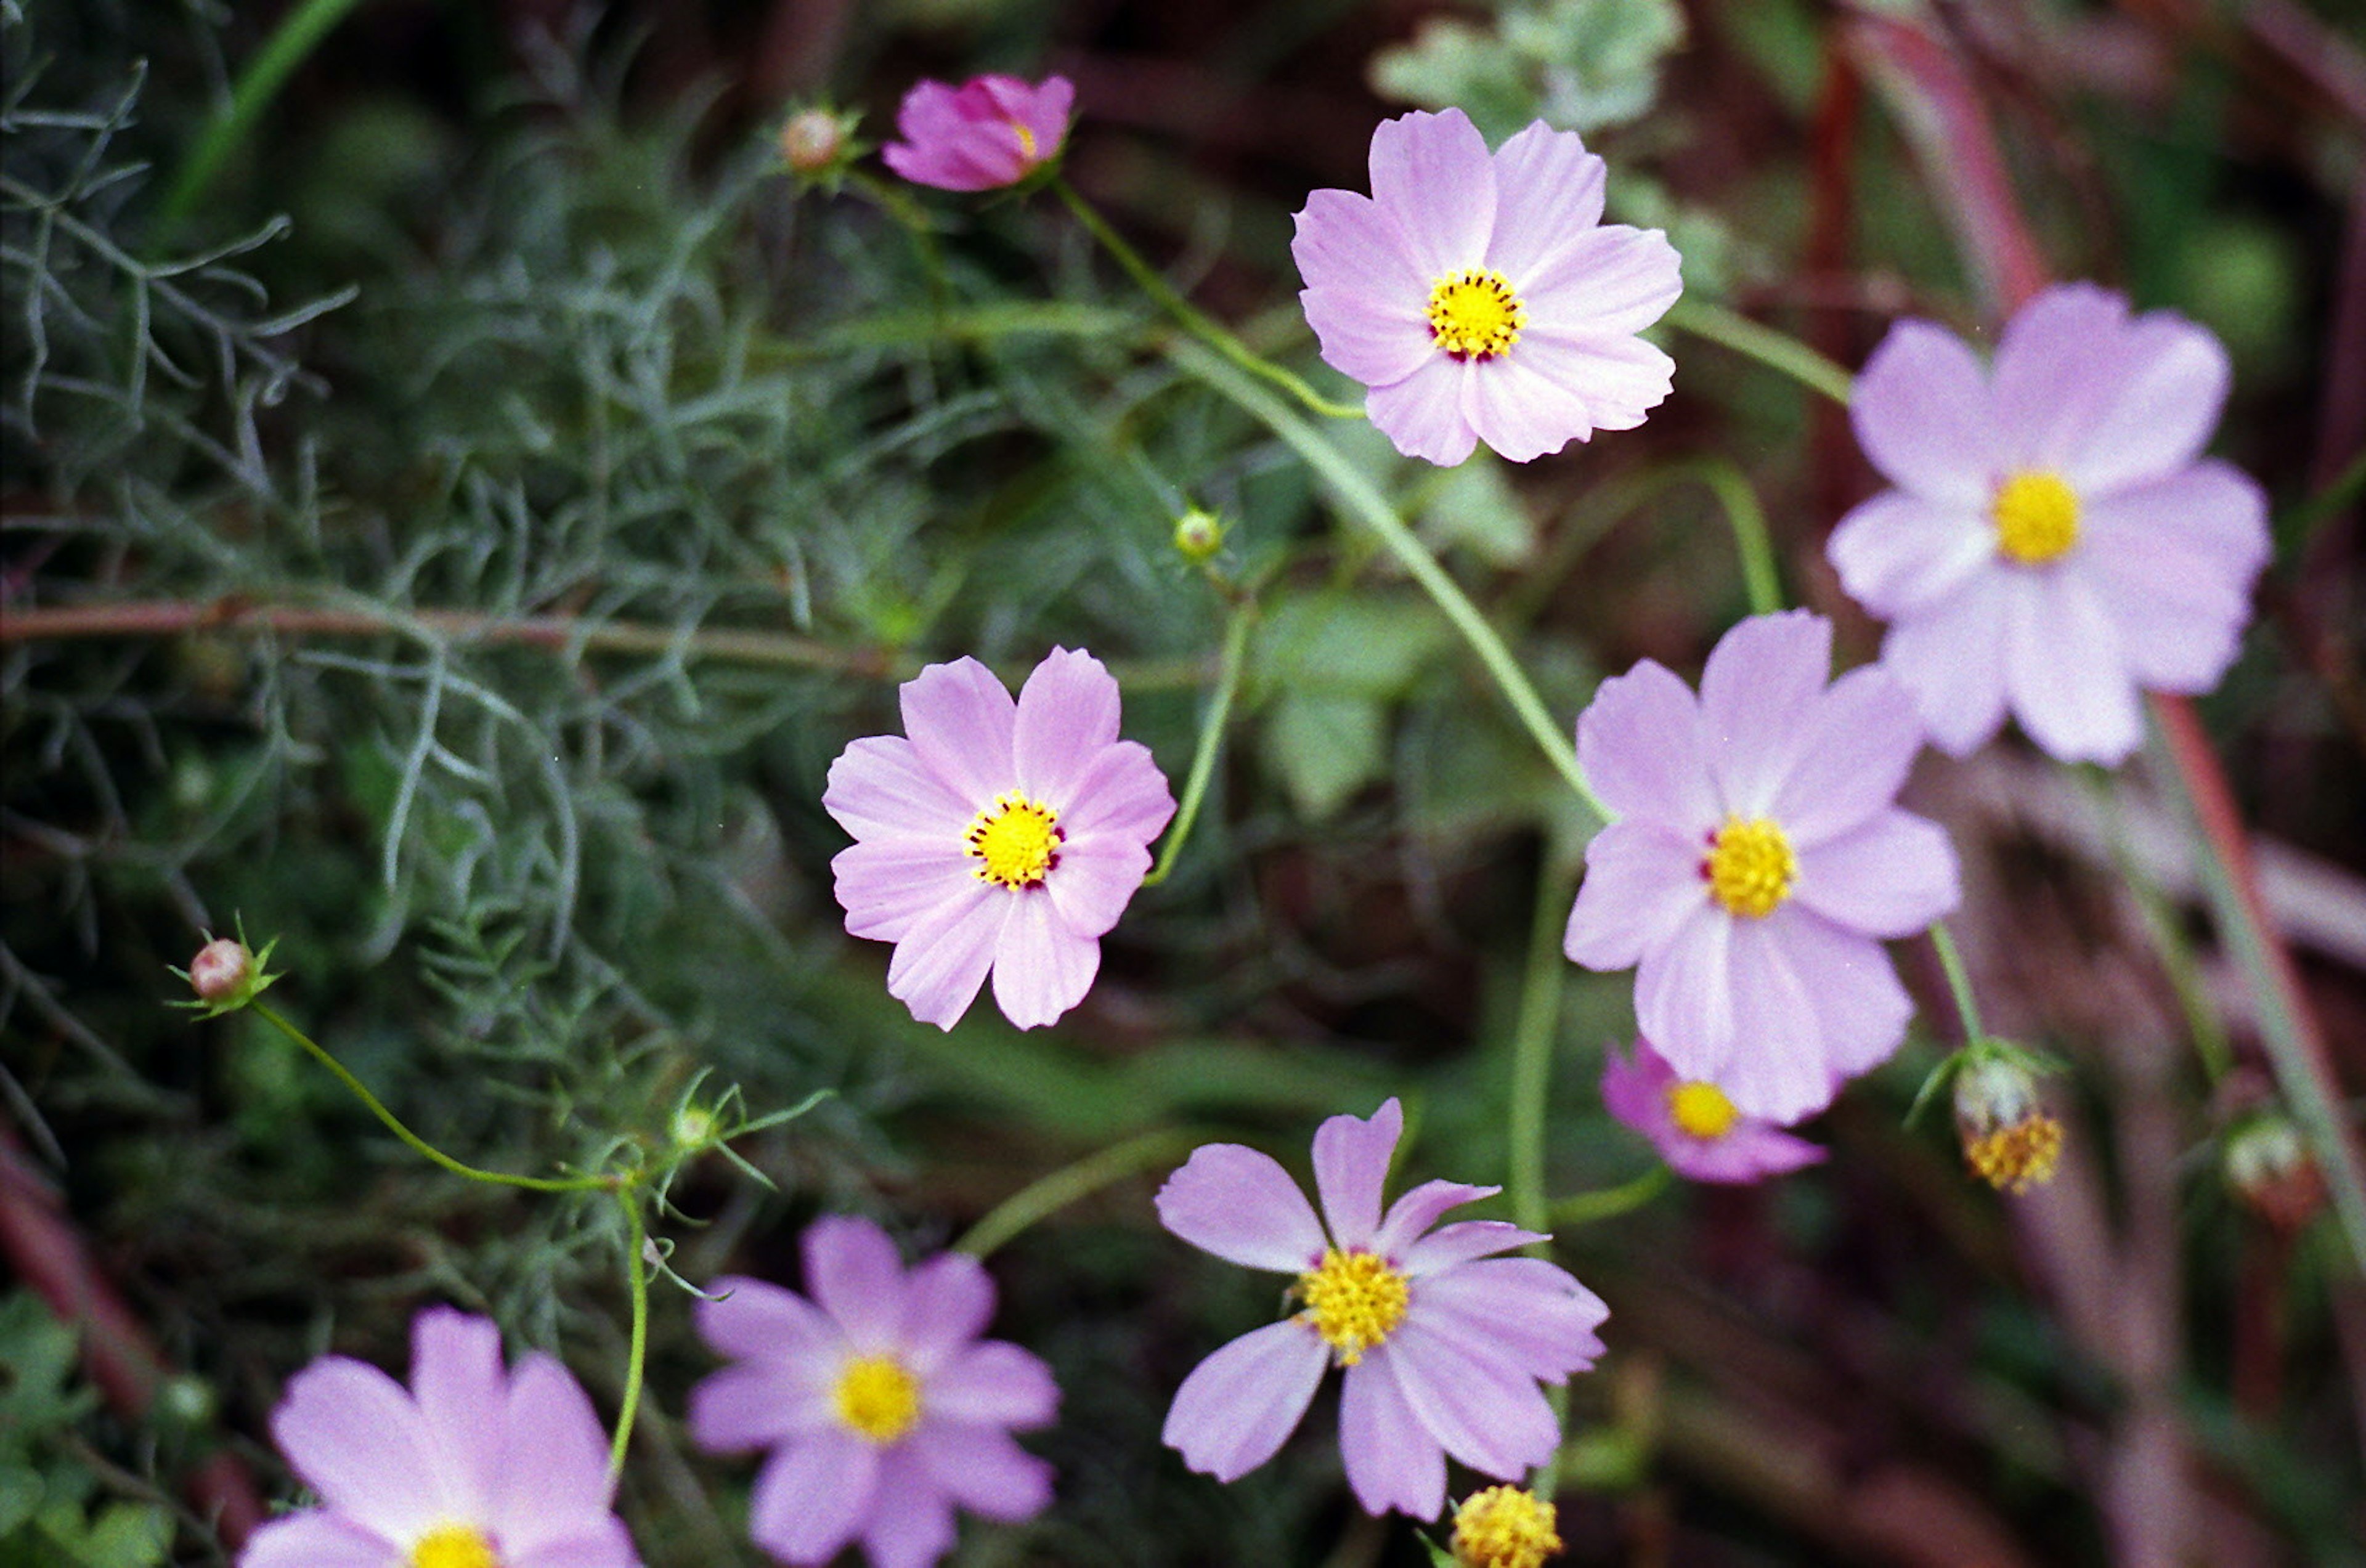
776,107,861,184
1173,507,1225,563
671,1102,720,1151
2224,1113,2323,1230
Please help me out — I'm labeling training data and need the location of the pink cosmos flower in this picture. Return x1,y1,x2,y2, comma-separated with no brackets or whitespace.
1562,611,1960,1122
824,648,1175,1031
240,1307,638,1568
1600,1039,1824,1184
688,1216,1059,1568
1291,107,1681,466
1157,1098,1607,1521
1828,283,2270,763
882,75,1073,192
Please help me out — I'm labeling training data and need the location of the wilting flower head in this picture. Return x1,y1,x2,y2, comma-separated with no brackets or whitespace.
824,648,1176,1031
1452,1484,1564,1568
1563,612,1961,1121
882,75,1072,192
1828,283,2270,763
1953,1050,2063,1195
1156,1098,1606,1521
1600,1039,1825,1184
240,1308,638,1568
1291,107,1681,466
689,1216,1059,1568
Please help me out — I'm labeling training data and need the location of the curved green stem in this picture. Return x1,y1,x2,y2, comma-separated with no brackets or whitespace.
1142,602,1255,887
1664,298,1856,408
954,1129,1200,1261
1175,338,1608,823
1926,921,1985,1045
1054,177,1364,421
156,0,373,234
253,1004,612,1193
609,1187,649,1481
1548,1166,1672,1228
1508,859,1579,1237
1677,457,1784,617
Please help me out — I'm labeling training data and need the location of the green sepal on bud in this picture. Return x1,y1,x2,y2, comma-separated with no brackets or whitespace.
170,926,282,1018
1172,506,1226,564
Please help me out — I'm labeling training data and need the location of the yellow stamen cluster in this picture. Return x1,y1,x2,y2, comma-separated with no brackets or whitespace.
1452,1485,1564,1568
1702,816,1796,919
1012,121,1039,160
1426,269,1526,361
964,793,1063,888
1296,1248,1410,1366
1667,1081,1741,1141
1964,1116,2064,1194
1991,471,2080,565
412,1526,501,1568
833,1354,924,1444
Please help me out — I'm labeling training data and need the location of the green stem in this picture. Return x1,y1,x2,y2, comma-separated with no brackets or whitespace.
155,0,373,233
845,169,948,312
1664,298,1856,407
253,1004,611,1193
1548,1166,1671,1228
1142,602,1255,887
1508,859,1578,1237
1926,922,1985,1045
1174,338,1609,824
1680,457,1784,617
609,1187,649,1481
1054,177,1364,421
954,1129,1200,1261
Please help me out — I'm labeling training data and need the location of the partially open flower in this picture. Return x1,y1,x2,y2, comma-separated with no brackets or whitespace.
882,75,1072,192
1600,1039,1824,1184
1954,1052,2063,1195
1452,1484,1563,1568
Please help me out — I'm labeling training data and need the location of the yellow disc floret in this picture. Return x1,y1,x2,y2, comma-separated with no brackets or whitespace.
833,1354,923,1444
1991,471,2080,565
1426,269,1526,362
1452,1485,1564,1568
1964,1116,2064,1195
1702,816,1796,919
412,1526,501,1568
965,793,1063,888
1296,1248,1410,1366
1667,1081,1741,1141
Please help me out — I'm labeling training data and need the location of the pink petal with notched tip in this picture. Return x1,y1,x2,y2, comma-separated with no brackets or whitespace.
1161,1318,1328,1481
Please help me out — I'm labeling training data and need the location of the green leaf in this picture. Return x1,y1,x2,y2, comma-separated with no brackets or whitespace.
1266,691,1388,819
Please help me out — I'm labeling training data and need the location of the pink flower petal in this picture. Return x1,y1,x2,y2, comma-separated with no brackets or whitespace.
1789,915,1915,1086
823,735,975,843
1057,736,1176,844
1156,1143,1327,1272
748,1429,878,1567
898,657,1017,803
1879,572,2011,757
1564,821,1714,973
803,1216,909,1349
408,1308,502,1518
1338,1357,1447,1519
831,838,975,944
2003,568,2142,763
1044,835,1154,942
1406,1257,1607,1381
1371,1179,1497,1264
1503,328,1674,431
1769,664,1927,847
1012,647,1120,804
1303,281,1439,389
1699,610,1832,816
508,1521,640,1568
1633,908,1739,1084
911,1421,1055,1521
1852,320,2002,505
1517,225,1680,338
1827,489,1993,618
1291,187,1426,303
1461,355,1598,462
1367,109,1496,277
885,881,1004,1030
1574,660,1714,828
1161,1319,1328,1481
2079,461,2267,692
1482,120,1607,285
855,1453,956,1568
1396,1218,1539,1277
486,1353,619,1551
270,1356,445,1539
237,1514,394,1568
1990,283,2137,469
1792,808,1959,939
927,1341,1060,1429
1708,918,1845,1121
1378,1320,1560,1479
896,1252,996,1374
696,1276,839,1367
1367,355,1478,465
1311,1098,1402,1250
988,890,1100,1029
689,1362,823,1453
2061,310,2230,495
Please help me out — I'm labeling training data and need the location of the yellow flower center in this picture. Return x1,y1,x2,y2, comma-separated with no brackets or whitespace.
1012,121,1038,160
1296,1248,1410,1366
1991,471,2080,565
1452,1485,1564,1568
412,1526,501,1568
964,793,1063,888
1667,1081,1741,1140
832,1354,923,1444
1702,816,1795,919
1426,269,1525,362
1964,1115,2064,1195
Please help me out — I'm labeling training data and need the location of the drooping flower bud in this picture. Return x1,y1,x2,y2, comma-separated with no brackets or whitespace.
1954,1049,2063,1195
2224,1113,2324,1232
1452,1484,1563,1568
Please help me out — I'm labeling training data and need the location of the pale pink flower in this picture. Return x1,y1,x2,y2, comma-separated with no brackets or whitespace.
1157,1098,1606,1521
1291,107,1681,466
689,1217,1059,1568
882,75,1072,192
1562,612,1960,1121
1829,283,2270,763
1600,1039,1824,1184
824,648,1175,1031
240,1308,638,1568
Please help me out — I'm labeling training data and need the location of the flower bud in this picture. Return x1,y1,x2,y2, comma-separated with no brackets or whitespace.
1954,1050,2062,1195
1172,506,1225,563
2224,1113,2323,1231
1452,1485,1563,1568
670,1101,719,1152
187,938,251,1002
778,108,850,176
